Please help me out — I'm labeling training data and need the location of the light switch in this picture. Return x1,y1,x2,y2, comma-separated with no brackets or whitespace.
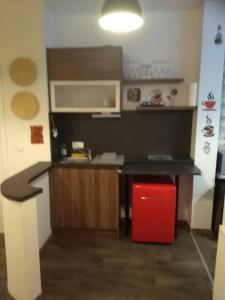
16,146,24,153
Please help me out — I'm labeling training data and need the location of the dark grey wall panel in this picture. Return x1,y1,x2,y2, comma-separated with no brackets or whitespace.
51,111,193,160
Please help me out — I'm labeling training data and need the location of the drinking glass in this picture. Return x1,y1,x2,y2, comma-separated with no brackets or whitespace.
123,58,129,79
157,61,163,78
127,60,141,79
146,64,153,79
152,61,160,78
164,62,171,78
140,65,147,79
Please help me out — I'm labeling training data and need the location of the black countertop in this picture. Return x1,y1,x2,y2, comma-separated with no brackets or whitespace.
54,161,121,169
1,162,52,202
0,159,201,202
122,160,201,175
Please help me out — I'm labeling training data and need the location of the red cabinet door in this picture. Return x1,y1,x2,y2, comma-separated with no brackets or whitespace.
132,183,176,243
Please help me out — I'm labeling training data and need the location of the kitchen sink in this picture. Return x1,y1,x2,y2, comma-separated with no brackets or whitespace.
60,157,91,164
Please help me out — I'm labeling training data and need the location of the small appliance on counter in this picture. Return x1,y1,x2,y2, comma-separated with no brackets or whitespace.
60,141,92,163
71,141,92,161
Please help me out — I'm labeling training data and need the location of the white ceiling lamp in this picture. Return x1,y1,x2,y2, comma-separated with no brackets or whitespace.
99,0,144,33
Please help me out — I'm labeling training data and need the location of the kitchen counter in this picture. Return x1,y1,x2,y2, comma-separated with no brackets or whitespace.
55,157,201,176
0,158,201,203
121,160,201,176
54,161,121,169
56,157,201,175
1,162,52,202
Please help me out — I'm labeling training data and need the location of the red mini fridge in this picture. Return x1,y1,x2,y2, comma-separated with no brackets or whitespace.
132,179,176,243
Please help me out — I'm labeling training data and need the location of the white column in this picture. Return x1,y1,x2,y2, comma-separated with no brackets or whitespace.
213,225,225,300
191,0,225,229
2,197,42,300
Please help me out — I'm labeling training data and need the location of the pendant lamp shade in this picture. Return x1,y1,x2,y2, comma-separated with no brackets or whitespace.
99,0,143,33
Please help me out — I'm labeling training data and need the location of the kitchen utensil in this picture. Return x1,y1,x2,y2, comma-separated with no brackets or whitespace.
50,115,58,138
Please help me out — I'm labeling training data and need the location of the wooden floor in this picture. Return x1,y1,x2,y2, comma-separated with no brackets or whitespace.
0,229,213,300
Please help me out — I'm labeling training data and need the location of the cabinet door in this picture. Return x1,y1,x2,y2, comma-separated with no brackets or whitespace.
49,168,119,231
50,80,120,113
93,169,119,230
49,167,74,228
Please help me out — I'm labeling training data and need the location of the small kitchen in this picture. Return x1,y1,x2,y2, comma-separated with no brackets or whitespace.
47,45,200,240
1,0,225,299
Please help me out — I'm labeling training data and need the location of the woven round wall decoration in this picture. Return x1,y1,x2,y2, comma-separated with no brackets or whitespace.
9,58,37,86
11,92,39,120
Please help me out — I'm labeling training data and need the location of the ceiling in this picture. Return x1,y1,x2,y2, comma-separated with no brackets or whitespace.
45,0,204,15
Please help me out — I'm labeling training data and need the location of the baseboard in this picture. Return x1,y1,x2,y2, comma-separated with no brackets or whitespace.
51,228,118,239
39,234,53,253
177,220,191,232
6,291,15,300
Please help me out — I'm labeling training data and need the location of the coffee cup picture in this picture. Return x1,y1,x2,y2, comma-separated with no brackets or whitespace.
203,125,214,137
202,92,216,109
127,88,141,102
202,100,216,109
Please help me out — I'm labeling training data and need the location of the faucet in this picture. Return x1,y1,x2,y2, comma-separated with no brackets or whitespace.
87,148,92,160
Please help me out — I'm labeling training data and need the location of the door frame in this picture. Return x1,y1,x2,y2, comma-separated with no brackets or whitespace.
0,68,8,232
0,68,8,176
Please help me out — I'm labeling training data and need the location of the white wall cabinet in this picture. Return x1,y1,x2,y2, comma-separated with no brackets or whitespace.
50,80,120,113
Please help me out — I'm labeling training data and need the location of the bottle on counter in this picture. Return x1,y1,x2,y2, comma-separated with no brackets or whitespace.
60,144,68,158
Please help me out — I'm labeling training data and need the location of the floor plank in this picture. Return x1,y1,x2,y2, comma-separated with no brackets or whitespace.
0,229,213,300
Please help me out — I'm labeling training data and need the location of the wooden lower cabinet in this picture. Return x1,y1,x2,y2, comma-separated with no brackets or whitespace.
49,167,119,237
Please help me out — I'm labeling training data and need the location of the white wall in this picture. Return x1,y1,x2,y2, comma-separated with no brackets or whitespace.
191,0,225,229
0,69,8,233
33,173,51,249
0,0,51,232
45,6,202,107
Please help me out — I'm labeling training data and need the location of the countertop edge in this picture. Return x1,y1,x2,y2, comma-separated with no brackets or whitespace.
0,159,201,202
0,162,53,202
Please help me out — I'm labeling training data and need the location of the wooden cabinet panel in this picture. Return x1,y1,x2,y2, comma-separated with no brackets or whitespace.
49,167,119,233
47,47,123,81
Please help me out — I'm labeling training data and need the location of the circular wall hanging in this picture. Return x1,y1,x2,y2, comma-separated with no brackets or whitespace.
9,58,37,86
11,92,39,120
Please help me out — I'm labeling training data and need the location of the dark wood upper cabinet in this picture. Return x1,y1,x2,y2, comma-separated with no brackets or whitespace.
47,46,123,81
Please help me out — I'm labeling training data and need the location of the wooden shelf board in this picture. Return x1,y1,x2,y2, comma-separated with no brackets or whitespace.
123,78,184,85
136,106,197,111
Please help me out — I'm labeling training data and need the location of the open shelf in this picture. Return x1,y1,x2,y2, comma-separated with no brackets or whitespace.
136,106,197,111
123,78,184,85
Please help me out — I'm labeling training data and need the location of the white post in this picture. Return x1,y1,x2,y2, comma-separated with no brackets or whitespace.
213,225,225,300
191,0,225,229
2,197,42,300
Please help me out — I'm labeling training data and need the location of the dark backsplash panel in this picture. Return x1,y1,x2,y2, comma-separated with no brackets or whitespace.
51,111,193,160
